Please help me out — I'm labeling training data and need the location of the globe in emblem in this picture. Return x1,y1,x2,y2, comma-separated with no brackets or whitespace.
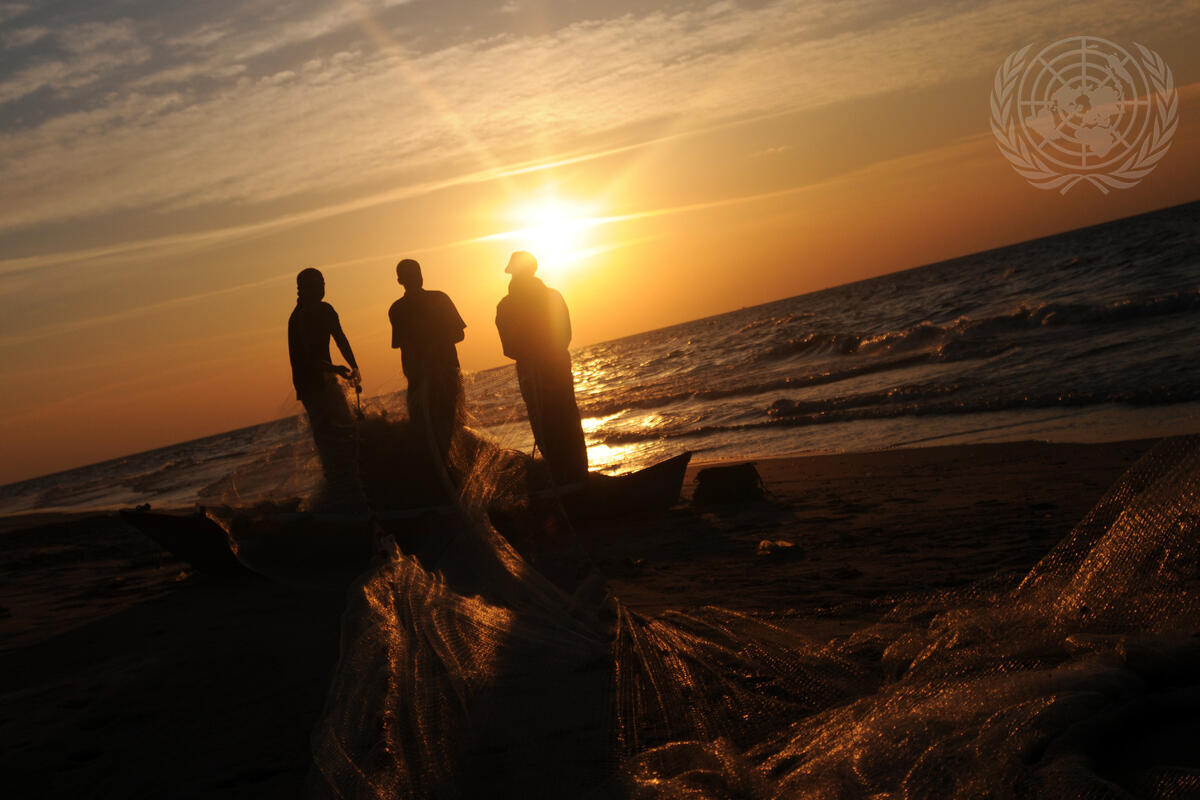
1018,36,1151,169
991,35,1178,193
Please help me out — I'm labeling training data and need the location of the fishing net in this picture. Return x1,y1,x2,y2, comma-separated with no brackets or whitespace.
309,434,1200,799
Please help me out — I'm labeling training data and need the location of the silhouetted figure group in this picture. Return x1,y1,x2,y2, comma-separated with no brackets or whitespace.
287,252,588,509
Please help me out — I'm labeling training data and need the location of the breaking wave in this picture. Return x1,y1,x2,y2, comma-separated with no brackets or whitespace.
758,288,1200,365
590,383,1200,448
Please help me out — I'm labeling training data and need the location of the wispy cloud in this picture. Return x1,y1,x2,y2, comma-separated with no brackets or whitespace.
0,2,28,25
1,0,1196,238
0,18,149,104
1,23,46,47
59,18,138,54
129,61,247,88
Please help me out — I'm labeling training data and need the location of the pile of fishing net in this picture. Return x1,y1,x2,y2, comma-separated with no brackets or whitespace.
309,435,1200,798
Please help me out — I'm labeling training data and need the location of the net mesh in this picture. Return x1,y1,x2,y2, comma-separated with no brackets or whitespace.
309,434,1200,799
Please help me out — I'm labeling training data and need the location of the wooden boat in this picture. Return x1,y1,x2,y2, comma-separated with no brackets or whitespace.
120,453,692,581
580,451,691,515
495,451,693,519
119,504,459,585
118,508,256,579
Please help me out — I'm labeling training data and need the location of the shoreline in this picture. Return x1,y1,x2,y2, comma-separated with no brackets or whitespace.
596,437,1155,618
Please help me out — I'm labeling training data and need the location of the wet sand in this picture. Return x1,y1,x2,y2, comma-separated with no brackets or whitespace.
0,438,1154,796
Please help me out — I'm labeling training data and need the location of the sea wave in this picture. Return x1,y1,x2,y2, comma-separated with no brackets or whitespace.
759,332,862,361
733,310,815,335
568,354,935,422
639,349,688,369
592,382,1200,446
753,288,1200,365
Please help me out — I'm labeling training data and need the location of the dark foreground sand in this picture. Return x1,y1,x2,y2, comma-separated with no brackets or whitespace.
0,439,1153,797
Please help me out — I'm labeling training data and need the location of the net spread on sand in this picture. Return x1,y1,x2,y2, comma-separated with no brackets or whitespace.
304,433,1200,799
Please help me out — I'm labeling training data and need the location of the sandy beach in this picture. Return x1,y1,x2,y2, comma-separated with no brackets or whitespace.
0,439,1158,796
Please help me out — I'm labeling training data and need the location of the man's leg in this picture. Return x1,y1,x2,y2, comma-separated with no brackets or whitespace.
520,360,588,484
302,379,366,508
430,364,464,465
408,373,451,468
517,363,550,460
543,363,589,483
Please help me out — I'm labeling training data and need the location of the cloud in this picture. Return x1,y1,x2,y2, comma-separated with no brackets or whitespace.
1,23,46,47
0,18,149,105
228,4,374,62
0,2,28,25
178,0,413,64
164,21,233,52
0,47,151,105
0,0,1196,238
58,18,139,54
129,61,246,89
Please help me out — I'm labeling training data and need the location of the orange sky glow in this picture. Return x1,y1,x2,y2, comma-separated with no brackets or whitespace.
1,0,1199,484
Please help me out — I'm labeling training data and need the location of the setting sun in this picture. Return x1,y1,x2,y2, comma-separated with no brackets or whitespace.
502,196,598,279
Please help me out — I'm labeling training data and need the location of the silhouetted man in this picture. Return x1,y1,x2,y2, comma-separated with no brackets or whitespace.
389,258,466,465
495,251,588,484
288,267,365,508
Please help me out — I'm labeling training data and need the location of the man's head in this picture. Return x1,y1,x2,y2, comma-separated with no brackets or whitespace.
505,251,537,277
296,267,325,302
396,258,423,289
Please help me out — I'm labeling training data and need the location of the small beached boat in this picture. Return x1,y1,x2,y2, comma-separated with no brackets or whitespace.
494,451,693,518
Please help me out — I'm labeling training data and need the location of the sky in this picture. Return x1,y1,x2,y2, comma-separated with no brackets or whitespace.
1,0,1199,484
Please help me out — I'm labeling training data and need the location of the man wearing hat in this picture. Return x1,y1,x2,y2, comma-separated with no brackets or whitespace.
389,258,466,466
495,251,588,484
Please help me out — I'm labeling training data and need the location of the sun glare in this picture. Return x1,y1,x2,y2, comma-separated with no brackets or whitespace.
504,196,596,279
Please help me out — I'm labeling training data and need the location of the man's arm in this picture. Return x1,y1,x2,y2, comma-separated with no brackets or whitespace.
555,291,572,348
443,294,466,344
389,301,402,349
496,301,517,360
328,307,359,372
287,314,304,396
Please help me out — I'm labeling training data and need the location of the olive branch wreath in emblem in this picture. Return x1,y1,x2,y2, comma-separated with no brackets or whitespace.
990,41,1178,194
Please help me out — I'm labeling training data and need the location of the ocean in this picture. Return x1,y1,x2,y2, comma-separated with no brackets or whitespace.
2,200,1197,516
